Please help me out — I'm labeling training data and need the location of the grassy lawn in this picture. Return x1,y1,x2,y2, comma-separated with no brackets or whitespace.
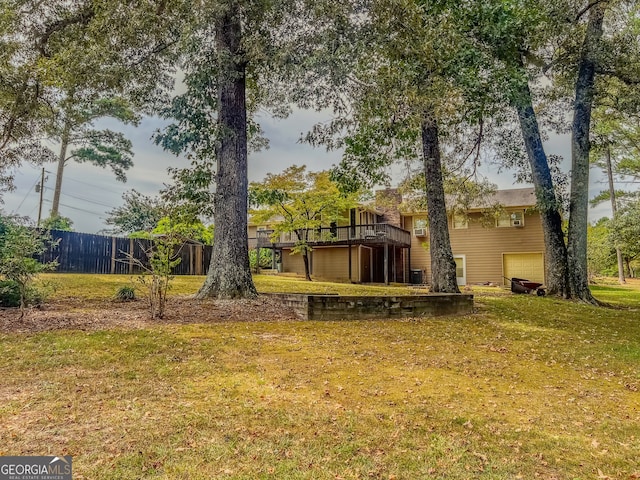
1,274,639,479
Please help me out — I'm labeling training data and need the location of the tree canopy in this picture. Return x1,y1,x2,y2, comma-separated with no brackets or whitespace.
250,165,359,281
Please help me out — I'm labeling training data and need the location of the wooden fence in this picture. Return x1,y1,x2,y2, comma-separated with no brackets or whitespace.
40,230,213,275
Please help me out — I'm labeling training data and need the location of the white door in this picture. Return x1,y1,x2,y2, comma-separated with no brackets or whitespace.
454,255,466,286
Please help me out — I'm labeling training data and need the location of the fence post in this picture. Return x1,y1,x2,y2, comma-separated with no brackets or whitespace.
129,238,134,274
110,236,116,274
196,245,203,275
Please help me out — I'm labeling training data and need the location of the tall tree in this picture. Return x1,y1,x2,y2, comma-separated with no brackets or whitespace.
305,0,503,293
49,96,139,216
1,0,185,198
467,0,571,297
566,2,606,303
470,0,640,301
156,0,311,299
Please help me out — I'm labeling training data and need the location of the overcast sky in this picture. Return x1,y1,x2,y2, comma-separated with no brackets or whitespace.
3,108,614,234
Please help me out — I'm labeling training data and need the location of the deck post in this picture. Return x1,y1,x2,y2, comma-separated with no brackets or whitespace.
348,242,352,282
384,242,389,285
392,245,396,283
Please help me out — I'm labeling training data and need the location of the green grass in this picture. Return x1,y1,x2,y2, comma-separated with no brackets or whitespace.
2,274,639,479
39,273,423,299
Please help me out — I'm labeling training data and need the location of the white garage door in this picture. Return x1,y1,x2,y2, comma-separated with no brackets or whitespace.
503,253,545,286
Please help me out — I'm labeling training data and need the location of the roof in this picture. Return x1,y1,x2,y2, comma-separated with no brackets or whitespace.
472,188,537,210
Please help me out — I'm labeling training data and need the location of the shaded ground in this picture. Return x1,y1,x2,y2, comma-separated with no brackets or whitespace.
0,296,300,334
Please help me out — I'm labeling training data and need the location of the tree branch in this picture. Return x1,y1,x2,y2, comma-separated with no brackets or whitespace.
35,3,95,58
594,67,640,85
575,0,609,23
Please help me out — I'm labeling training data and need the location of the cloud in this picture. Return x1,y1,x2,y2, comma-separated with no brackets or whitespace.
2,109,622,233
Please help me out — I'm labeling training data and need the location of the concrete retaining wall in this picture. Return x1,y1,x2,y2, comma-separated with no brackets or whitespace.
265,293,474,321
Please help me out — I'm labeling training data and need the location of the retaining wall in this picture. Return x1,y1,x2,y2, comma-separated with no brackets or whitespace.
265,293,474,320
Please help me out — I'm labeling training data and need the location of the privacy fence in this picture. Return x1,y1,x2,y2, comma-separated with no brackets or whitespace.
40,230,213,275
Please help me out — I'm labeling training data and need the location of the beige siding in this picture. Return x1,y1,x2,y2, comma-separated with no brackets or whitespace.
406,211,545,285
311,246,359,282
280,246,360,281
281,249,306,275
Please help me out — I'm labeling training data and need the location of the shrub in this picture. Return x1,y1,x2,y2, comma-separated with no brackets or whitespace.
119,233,181,319
0,214,58,314
0,280,21,307
115,285,136,301
249,249,273,271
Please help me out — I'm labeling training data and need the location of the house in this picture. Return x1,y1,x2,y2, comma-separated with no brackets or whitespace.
249,187,546,287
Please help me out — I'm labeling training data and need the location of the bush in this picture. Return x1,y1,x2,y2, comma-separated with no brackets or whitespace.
115,285,136,301
0,214,58,313
0,280,47,308
249,249,273,271
0,280,21,307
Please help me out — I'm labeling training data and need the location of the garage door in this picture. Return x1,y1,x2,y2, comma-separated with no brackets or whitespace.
503,253,545,286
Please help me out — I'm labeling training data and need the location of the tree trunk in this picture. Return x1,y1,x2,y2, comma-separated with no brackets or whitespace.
294,229,312,281
514,80,569,297
605,145,626,284
302,249,312,281
51,119,72,217
567,3,605,304
196,4,257,300
421,113,459,293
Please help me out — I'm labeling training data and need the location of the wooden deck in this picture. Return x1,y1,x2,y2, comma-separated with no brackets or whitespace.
253,224,411,249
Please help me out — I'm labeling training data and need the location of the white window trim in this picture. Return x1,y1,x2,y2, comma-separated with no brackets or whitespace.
414,217,428,229
496,211,524,228
452,214,468,229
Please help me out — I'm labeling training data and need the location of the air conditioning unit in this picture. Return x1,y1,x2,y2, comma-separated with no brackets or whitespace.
512,219,523,227
414,228,427,237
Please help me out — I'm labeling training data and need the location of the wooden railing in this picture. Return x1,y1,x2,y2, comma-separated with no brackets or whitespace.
255,224,411,248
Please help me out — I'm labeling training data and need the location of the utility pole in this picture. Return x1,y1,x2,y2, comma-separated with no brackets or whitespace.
36,167,45,227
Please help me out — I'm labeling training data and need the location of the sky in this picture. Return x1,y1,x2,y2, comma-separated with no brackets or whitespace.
3,108,614,234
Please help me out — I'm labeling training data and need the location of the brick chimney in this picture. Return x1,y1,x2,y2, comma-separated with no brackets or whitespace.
375,188,402,227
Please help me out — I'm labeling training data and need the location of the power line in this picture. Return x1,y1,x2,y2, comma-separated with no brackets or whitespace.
42,186,115,208
11,175,40,215
42,198,104,216
56,173,125,195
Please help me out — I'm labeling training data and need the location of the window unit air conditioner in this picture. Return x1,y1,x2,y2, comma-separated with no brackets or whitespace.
512,219,523,227
414,228,427,237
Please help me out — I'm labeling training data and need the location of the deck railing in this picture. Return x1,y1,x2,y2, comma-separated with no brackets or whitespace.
255,224,411,248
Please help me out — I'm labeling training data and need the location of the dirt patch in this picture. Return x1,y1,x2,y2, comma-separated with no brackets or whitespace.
0,295,300,334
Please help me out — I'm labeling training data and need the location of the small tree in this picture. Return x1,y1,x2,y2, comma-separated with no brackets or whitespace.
250,166,359,281
124,232,182,320
0,215,58,314
104,190,167,235
41,215,73,232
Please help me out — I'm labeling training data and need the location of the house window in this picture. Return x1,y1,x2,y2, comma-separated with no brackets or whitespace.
496,211,524,228
257,226,267,231
414,218,427,229
452,214,468,229
413,217,428,236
